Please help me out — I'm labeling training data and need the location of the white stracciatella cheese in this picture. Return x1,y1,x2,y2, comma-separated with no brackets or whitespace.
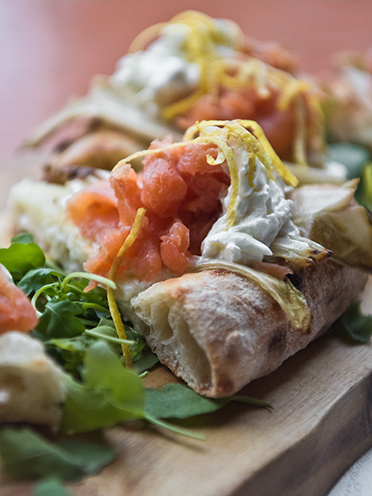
111,21,237,117
112,25,199,115
201,133,315,264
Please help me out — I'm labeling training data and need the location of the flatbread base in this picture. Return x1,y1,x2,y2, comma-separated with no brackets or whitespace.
124,260,366,397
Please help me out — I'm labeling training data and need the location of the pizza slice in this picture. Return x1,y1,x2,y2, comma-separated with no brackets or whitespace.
9,120,371,397
24,12,346,185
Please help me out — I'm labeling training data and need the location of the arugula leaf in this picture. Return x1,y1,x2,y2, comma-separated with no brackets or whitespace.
0,427,115,481
1,233,149,377
334,301,372,343
46,320,121,375
37,300,87,340
124,325,149,361
46,335,93,376
18,268,65,296
46,319,151,377
357,163,372,211
0,242,46,282
33,478,74,496
133,349,159,374
61,341,145,434
328,143,372,211
145,383,271,419
11,232,35,244
82,341,143,407
328,143,371,179
145,383,228,419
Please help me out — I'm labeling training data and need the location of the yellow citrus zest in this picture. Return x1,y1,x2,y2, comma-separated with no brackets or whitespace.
184,119,298,227
112,120,297,232
126,11,325,167
107,207,147,367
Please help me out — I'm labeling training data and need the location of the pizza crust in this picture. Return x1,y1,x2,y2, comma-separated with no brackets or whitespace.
128,260,366,397
0,332,65,428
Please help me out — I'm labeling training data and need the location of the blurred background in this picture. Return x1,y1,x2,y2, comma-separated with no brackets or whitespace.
1,0,372,207
1,0,372,160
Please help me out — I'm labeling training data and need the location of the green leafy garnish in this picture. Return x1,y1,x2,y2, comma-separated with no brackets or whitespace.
23,265,146,375
37,300,87,340
358,163,372,211
11,232,36,244
0,427,115,481
145,383,271,419
18,268,65,296
44,318,147,376
0,241,46,282
328,143,372,211
143,384,270,441
333,301,372,344
60,341,206,441
132,349,159,374
33,478,74,496
0,233,272,484
60,341,268,440
328,143,371,179
61,341,145,434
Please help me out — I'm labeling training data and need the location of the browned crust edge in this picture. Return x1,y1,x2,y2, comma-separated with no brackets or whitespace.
129,259,367,397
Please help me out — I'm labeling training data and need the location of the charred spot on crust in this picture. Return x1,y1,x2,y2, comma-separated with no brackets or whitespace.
217,376,234,394
268,331,287,354
226,342,240,361
66,166,99,180
43,164,100,185
287,272,303,290
54,140,72,153
53,117,102,153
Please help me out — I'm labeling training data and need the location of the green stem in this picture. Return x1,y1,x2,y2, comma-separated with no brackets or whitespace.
145,415,206,441
81,302,110,313
60,272,117,293
31,282,59,315
138,371,149,379
85,328,135,345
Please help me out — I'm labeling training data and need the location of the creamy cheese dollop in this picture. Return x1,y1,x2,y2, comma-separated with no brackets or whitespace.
111,20,237,116
199,129,309,264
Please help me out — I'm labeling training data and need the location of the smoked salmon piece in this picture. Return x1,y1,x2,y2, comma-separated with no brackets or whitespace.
178,88,297,162
68,140,230,281
67,181,119,243
160,221,192,275
0,269,38,333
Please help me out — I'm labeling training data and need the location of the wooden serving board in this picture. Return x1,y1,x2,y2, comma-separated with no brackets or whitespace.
0,208,371,496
